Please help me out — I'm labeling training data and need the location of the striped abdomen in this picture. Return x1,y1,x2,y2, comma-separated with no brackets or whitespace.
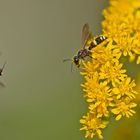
88,36,107,50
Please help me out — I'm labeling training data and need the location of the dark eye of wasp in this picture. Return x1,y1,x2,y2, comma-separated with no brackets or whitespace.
73,56,79,65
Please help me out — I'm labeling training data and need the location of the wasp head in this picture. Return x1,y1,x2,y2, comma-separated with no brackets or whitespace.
73,56,80,67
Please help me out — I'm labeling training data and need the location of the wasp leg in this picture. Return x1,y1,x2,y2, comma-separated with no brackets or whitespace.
77,65,80,68
88,55,93,59
86,51,93,59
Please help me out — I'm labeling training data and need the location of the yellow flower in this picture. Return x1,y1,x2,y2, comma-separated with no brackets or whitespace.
80,113,106,139
102,0,140,63
81,73,111,103
89,101,109,118
80,61,99,77
99,61,127,86
112,77,138,99
91,41,121,65
79,0,139,139
111,97,137,120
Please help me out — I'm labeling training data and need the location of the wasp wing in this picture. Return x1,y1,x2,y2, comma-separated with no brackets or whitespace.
81,23,92,49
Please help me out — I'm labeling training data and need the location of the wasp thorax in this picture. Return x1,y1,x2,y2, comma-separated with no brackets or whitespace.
77,50,83,57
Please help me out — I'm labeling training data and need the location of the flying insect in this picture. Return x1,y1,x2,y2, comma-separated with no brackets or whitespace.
0,62,6,76
63,23,107,69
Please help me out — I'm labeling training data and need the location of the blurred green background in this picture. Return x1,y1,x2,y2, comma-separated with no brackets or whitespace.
0,0,140,140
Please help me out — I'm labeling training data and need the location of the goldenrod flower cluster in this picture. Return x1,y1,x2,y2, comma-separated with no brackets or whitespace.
80,0,140,139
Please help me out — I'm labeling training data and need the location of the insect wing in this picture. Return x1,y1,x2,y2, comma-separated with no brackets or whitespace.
81,23,92,48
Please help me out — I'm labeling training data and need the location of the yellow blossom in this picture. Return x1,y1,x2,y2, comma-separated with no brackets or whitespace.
91,41,121,65
102,0,140,63
81,73,111,103
79,0,139,139
99,61,127,86
80,113,106,139
80,61,99,77
111,97,137,120
112,77,138,99
89,101,109,118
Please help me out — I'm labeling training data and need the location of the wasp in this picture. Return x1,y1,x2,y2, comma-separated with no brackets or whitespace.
63,23,107,70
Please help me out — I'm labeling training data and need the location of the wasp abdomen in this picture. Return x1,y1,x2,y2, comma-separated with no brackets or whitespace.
95,36,107,45
89,42,96,50
89,36,107,50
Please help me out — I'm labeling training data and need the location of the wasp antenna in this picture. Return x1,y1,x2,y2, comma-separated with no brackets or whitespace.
2,61,6,70
63,58,72,62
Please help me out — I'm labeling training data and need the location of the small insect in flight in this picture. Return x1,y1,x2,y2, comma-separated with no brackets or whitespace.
0,62,6,76
63,23,107,70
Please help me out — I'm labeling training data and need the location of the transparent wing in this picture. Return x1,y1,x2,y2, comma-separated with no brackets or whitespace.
81,23,91,48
